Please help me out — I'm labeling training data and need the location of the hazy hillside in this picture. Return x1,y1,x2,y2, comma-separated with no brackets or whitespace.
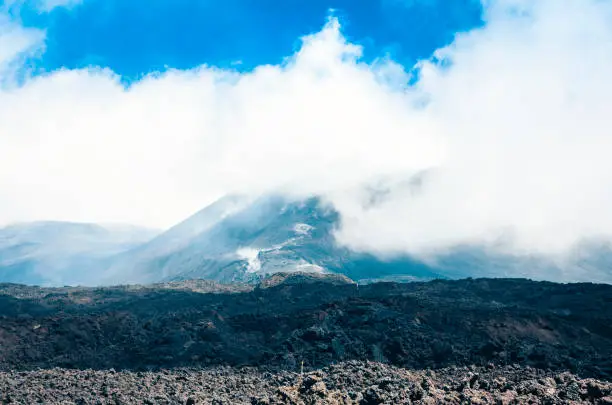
0,221,159,286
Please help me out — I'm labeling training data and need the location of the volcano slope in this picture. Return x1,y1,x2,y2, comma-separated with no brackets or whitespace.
0,273,610,403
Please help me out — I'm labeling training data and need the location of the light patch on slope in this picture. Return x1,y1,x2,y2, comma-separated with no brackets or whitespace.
236,235,325,275
294,223,314,235
236,247,262,273
294,261,326,274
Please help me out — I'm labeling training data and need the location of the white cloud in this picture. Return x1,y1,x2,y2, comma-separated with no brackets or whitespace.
37,0,82,12
0,0,611,264
2,0,82,12
0,14,44,80
335,0,612,258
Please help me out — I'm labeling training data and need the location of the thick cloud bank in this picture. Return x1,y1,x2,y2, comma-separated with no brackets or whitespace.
0,0,611,262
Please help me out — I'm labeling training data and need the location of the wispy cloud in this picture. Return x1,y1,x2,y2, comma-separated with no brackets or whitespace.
0,14,44,78
0,0,611,266
2,0,82,12
38,0,82,12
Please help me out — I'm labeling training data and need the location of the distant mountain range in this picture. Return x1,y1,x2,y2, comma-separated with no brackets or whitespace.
0,221,158,286
1,194,611,286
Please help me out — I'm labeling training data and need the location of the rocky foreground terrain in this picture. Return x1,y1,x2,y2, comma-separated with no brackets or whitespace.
1,361,612,404
0,273,611,403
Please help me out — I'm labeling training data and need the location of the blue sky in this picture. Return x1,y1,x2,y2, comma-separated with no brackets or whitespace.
10,0,483,81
